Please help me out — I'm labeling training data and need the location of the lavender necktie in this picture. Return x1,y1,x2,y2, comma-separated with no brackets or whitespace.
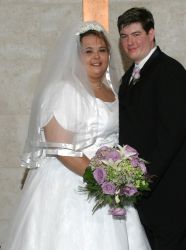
130,65,140,85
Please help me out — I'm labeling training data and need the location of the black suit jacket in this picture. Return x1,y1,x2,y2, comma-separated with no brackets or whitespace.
119,47,186,227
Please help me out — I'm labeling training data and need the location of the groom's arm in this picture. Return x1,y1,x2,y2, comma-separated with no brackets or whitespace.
147,59,186,191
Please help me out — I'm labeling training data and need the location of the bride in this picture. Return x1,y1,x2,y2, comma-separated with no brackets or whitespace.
5,21,151,250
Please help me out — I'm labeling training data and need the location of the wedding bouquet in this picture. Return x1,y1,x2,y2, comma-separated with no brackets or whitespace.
79,145,152,218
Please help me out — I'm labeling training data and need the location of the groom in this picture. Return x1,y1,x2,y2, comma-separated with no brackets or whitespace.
118,7,186,250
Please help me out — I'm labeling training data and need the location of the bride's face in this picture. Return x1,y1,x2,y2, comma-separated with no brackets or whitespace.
80,34,109,83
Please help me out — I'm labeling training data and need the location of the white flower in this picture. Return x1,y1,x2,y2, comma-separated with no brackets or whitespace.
115,194,120,204
76,23,103,35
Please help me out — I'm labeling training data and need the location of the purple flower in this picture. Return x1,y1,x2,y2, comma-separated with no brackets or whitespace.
123,145,139,158
104,150,121,162
101,182,116,195
138,161,147,174
95,146,109,159
93,167,106,184
130,157,139,167
96,146,121,162
109,207,126,217
121,184,138,197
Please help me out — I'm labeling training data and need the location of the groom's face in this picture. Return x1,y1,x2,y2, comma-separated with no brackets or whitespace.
119,22,155,64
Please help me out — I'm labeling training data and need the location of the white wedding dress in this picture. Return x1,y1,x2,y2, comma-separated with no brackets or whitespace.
6,97,151,250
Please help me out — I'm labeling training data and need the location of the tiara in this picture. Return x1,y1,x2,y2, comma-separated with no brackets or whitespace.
76,23,103,35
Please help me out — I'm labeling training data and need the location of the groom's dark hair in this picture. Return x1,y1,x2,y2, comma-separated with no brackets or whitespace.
117,7,155,34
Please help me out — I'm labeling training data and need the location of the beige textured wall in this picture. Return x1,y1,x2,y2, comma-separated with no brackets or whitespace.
0,0,185,247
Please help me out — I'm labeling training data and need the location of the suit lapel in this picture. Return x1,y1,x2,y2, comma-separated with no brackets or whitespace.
140,47,161,77
119,47,163,106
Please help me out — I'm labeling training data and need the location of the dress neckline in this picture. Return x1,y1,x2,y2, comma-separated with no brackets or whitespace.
96,96,118,104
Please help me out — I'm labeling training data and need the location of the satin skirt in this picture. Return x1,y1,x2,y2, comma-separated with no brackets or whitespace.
5,157,151,250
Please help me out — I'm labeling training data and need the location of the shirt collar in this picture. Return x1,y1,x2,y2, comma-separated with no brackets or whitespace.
135,46,157,70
